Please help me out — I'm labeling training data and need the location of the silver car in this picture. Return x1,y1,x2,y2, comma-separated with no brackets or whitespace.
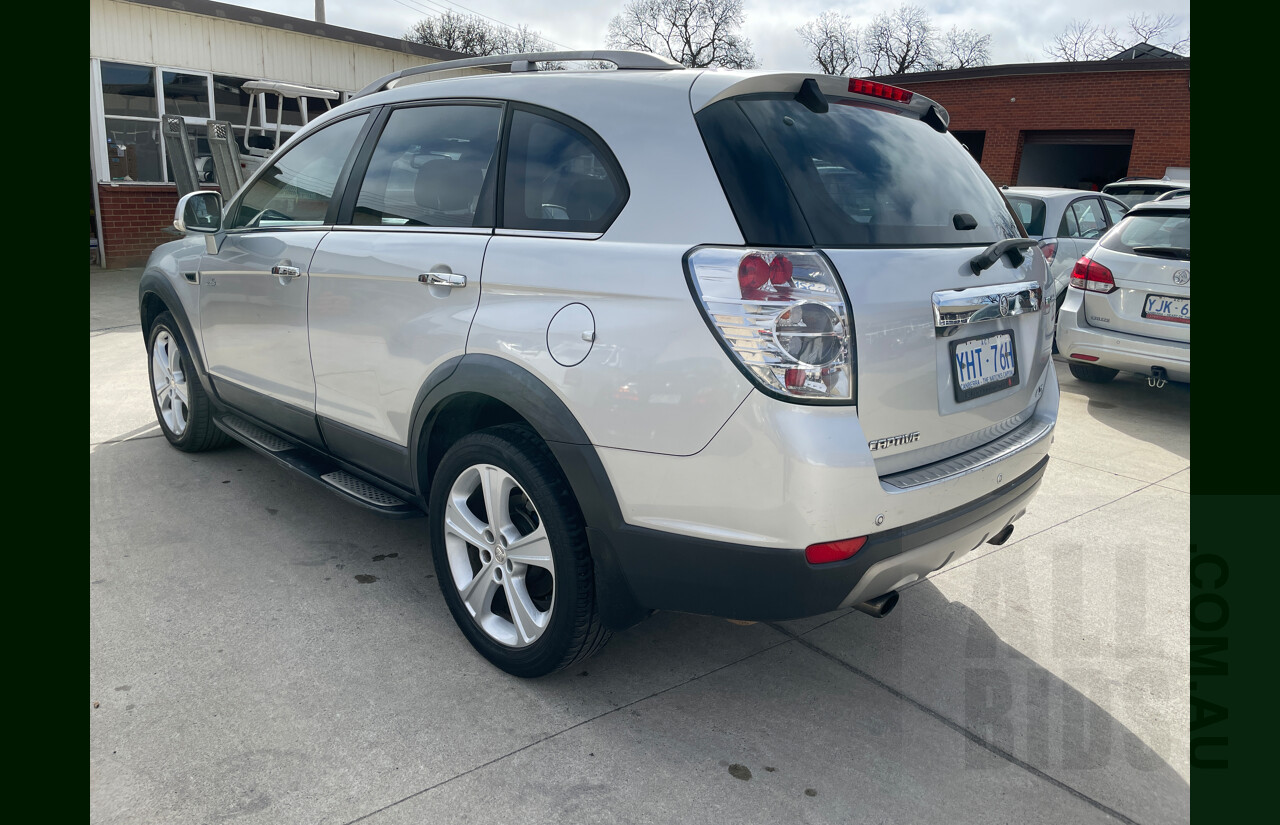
1003,187,1129,312
139,51,1059,676
1056,197,1190,385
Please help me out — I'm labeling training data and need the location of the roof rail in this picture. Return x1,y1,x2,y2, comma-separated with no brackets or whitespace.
352,50,686,100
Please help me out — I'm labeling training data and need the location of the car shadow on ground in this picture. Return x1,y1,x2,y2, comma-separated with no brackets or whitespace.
1057,365,1190,462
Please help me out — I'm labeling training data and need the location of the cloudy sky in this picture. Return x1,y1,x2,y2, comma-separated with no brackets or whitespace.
244,0,1190,69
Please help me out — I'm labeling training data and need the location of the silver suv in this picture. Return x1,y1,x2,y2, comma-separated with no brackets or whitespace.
140,51,1059,677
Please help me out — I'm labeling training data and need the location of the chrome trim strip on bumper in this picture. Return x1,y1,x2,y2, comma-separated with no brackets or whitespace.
880,415,1054,490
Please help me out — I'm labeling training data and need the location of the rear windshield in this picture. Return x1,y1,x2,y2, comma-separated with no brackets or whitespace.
1006,196,1047,236
1100,212,1190,260
1102,185,1182,209
698,95,1019,247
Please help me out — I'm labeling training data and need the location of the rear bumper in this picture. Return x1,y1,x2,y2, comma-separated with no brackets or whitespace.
1057,296,1190,381
584,455,1047,622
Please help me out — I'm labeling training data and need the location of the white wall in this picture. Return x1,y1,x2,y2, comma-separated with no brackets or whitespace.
89,0,468,92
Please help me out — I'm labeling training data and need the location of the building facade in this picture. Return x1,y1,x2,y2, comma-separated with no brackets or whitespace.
90,0,471,267
881,58,1191,190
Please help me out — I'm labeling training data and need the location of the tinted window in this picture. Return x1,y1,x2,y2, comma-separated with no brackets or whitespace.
502,109,626,233
1006,197,1046,236
1070,198,1107,239
229,114,367,229
1100,212,1190,260
726,96,1019,246
1103,198,1127,225
353,105,501,228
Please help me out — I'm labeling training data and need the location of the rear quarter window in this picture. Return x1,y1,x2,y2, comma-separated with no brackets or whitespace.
1006,197,1046,236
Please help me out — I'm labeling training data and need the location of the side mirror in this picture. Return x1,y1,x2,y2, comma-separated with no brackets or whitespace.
174,191,223,234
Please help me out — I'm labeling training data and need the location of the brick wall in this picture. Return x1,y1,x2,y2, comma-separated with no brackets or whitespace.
97,184,183,268
901,68,1191,186
97,183,221,268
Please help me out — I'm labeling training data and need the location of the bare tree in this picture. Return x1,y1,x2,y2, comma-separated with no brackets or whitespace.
935,25,992,69
607,0,758,69
797,11,862,76
1044,14,1189,61
405,10,554,57
864,5,935,75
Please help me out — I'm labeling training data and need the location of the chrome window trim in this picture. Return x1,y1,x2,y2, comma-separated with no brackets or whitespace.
494,228,603,241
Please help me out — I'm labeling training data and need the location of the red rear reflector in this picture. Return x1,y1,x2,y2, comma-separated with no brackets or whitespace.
805,536,867,564
1070,353,1099,362
1069,255,1116,293
848,78,914,103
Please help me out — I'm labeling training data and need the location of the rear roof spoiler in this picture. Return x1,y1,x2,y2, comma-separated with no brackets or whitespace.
689,72,947,128
352,50,685,100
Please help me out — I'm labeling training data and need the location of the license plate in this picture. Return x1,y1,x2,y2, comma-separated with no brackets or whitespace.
1143,294,1191,324
950,331,1019,402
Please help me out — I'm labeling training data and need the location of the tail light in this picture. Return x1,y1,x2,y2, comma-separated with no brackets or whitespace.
686,247,855,403
1039,240,1057,266
1069,255,1116,293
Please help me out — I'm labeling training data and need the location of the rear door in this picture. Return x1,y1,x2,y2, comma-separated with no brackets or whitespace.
307,102,502,471
1083,207,1190,343
709,93,1054,473
200,112,370,438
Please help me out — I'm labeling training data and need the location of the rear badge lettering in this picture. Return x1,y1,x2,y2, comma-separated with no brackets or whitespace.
869,432,921,451
1089,316,1110,324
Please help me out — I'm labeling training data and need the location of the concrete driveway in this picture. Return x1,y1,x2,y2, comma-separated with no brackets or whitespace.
91,267,1189,824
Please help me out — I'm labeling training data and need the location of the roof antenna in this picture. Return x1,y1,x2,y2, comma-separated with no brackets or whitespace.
796,78,828,114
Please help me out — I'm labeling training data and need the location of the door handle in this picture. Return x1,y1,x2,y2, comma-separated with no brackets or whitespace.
271,264,301,280
420,271,467,288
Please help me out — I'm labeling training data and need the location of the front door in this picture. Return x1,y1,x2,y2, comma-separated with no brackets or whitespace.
199,112,370,438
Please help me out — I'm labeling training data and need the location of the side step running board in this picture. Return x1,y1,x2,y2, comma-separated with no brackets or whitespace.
214,414,421,519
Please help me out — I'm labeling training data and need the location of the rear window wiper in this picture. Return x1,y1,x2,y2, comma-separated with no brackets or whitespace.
1131,246,1190,260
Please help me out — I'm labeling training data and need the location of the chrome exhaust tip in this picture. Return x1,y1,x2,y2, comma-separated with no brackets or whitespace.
853,590,899,618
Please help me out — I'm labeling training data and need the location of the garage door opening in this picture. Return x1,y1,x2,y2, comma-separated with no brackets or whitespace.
1016,130,1133,190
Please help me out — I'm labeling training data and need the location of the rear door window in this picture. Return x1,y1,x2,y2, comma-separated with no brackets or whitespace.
1070,198,1107,239
702,95,1019,247
501,108,627,233
352,104,502,228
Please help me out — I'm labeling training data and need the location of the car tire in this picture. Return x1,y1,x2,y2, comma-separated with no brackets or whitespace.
428,424,610,677
1068,362,1119,383
147,312,230,452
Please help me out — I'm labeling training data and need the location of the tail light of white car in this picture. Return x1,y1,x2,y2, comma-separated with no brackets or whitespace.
685,247,855,403
1069,255,1116,293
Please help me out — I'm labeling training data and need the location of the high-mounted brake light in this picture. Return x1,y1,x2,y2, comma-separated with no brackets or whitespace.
1069,255,1116,293
686,247,855,402
848,78,914,103
805,536,867,564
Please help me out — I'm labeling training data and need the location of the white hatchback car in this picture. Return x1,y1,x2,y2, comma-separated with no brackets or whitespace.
140,51,1059,676
1057,197,1190,385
